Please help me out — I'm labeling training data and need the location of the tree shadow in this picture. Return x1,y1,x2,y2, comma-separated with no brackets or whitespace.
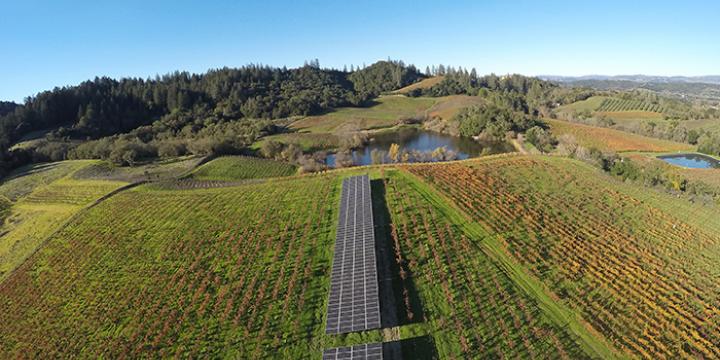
371,179,425,328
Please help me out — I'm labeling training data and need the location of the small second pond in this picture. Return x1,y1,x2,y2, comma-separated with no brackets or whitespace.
657,153,720,169
325,127,513,167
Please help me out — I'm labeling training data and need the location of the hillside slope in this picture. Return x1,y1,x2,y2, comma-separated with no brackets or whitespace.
189,156,297,181
290,96,437,133
406,155,720,358
0,176,343,358
392,76,445,94
1,156,719,358
547,119,693,152
0,161,127,281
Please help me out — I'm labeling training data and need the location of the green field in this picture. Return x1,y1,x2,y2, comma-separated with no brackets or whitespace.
278,94,486,152
1,154,720,358
0,161,94,201
290,96,437,134
189,156,298,181
392,76,445,94
560,96,664,114
555,95,720,133
426,95,486,122
682,118,720,133
253,132,341,152
559,95,609,112
406,155,720,358
8,128,59,151
0,176,345,357
547,119,693,152
596,97,665,113
558,96,667,128
0,161,128,281
0,157,206,282
72,156,202,182
381,169,612,358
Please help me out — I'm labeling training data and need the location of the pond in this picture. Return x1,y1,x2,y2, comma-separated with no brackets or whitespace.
325,127,514,167
658,153,720,169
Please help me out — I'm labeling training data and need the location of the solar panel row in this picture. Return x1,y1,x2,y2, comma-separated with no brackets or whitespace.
322,343,383,360
325,175,381,334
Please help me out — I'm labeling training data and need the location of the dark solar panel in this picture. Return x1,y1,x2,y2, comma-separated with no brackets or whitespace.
326,175,381,334
322,343,383,360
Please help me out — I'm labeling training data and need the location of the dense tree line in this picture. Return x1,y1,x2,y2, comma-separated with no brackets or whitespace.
408,70,597,129
349,60,423,95
454,104,536,138
0,102,18,117
414,71,565,152
0,61,425,174
452,102,556,152
0,65,359,147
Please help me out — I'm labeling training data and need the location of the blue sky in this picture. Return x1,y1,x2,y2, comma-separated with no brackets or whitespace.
2,0,719,102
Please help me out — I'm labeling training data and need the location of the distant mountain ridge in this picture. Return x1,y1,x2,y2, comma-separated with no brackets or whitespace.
540,75,720,85
538,75,720,101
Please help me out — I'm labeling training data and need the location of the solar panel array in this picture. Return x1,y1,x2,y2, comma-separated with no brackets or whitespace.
325,175,381,334
322,343,383,360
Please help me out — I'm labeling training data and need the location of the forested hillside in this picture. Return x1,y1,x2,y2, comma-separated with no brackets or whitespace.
0,61,425,175
0,60,571,177
0,102,18,117
406,71,591,113
10,58,711,179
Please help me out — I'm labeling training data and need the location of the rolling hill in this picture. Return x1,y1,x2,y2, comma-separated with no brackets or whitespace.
188,156,298,181
543,76,720,102
546,119,693,153
0,160,128,281
392,77,446,94
1,154,719,358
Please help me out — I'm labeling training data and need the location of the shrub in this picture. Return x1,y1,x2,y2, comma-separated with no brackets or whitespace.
525,126,558,153
260,140,284,159
157,141,188,158
697,134,720,156
108,141,157,166
333,150,354,168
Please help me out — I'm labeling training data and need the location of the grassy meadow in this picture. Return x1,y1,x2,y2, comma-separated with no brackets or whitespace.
252,132,341,152
392,76,446,94
557,95,668,128
290,96,437,134
547,118,693,152
189,156,298,181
